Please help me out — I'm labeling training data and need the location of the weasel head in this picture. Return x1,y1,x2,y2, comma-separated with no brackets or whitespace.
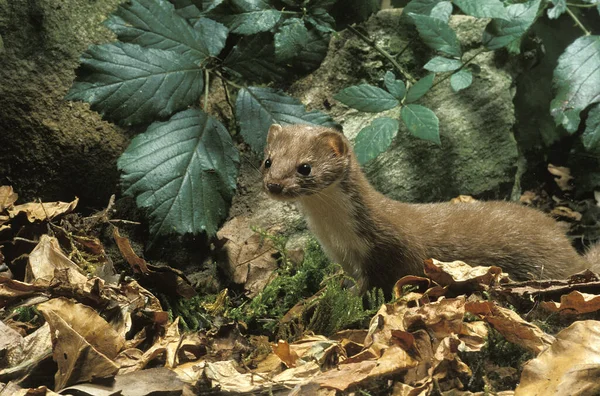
261,124,350,201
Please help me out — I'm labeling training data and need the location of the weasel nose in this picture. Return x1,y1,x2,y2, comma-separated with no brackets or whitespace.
267,183,283,194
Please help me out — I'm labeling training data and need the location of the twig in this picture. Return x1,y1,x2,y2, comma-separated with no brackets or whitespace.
347,25,417,84
566,2,597,8
203,69,210,111
430,48,487,89
565,6,591,36
221,76,237,127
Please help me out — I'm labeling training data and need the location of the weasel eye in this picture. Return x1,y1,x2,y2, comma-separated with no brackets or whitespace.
264,158,272,169
297,163,311,176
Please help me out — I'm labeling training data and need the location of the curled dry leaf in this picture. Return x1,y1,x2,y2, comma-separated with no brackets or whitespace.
548,163,573,191
466,301,554,354
0,322,51,380
424,259,504,288
8,197,78,222
272,340,300,368
541,290,600,314
37,298,123,390
516,321,600,396
0,185,18,211
26,235,87,286
450,195,477,204
404,297,466,339
0,277,45,308
550,206,582,221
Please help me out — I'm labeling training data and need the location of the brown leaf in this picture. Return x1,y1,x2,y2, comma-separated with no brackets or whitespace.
550,206,582,221
217,217,279,297
548,163,573,191
466,301,554,354
8,197,78,222
0,186,18,212
516,321,600,396
541,290,600,314
272,340,300,368
26,235,87,286
450,195,477,204
0,277,45,308
113,227,149,274
314,360,378,391
404,297,466,339
424,259,504,288
37,298,121,390
0,322,52,380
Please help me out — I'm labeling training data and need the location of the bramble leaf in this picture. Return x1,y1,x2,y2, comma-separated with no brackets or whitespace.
118,109,239,238
401,104,441,144
334,84,400,112
550,35,600,132
483,0,541,52
66,42,203,126
384,71,407,100
275,18,310,61
294,29,330,71
236,87,338,153
192,18,229,57
405,74,435,103
218,0,281,35
409,13,462,57
452,0,509,20
430,1,453,22
450,69,472,92
547,0,567,19
224,33,287,82
105,0,212,61
306,8,336,33
402,0,445,21
354,117,400,164
582,104,600,152
424,56,462,72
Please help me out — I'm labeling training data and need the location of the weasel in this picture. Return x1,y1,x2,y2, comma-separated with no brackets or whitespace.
261,124,591,294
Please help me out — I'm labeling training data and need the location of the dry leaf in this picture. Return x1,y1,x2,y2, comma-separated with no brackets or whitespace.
0,186,18,211
541,290,600,314
314,360,378,391
550,206,582,221
272,340,300,368
548,164,573,191
424,259,503,288
466,301,554,354
392,381,432,395
203,360,267,393
519,190,538,205
8,197,78,222
516,321,600,396
26,235,87,286
0,322,51,380
113,227,149,274
0,277,45,308
217,217,279,297
458,321,488,352
404,297,466,339
450,195,477,204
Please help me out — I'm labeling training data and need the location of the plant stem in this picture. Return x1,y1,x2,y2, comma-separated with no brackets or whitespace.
214,70,243,89
431,48,487,89
221,77,237,128
566,2,597,8
565,6,591,36
347,25,417,84
203,69,209,111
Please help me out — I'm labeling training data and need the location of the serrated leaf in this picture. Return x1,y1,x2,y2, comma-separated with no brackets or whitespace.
405,74,435,103
450,69,472,91
311,0,339,9
452,0,509,20
384,71,407,100
424,56,462,72
202,0,224,12
547,0,567,19
354,117,400,164
118,109,239,238
275,18,310,61
306,8,336,33
334,84,399,112
223,33,287,82
294,28,330,71
582,104,600,152
236,87,338,153
401,104,440,144
105,0,212,61
66,42,203,126
219,0,281,35
483,0,541,52
430,1,453,22
173,0,203,23
192,18,229,57
409,13,462,57
550,35,600,132
402,0,445,21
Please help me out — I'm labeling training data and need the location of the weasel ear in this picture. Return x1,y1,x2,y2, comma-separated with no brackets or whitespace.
267,124,283,145
319,131,348,157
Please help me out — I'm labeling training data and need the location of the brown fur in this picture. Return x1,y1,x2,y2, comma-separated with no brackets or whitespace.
261,124,590,294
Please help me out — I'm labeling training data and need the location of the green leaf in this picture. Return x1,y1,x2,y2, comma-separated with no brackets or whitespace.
384,71,406,100
430,1,453,22
401,104,441,144
405,74,435,103
409,13,462,57
334,84,400,112
452,0,509,20
402,0,445,21
105,0,212,62
294,29,330,71
547,0,567,19
582,104,600,152
424,56,462,72
483,0,541,52
223,33,287,82
173,0,203,23
219,0,282,35
202,0,224,12
450,69,472,91
354,117,400,164
306,8,336,33
550,35,600,132
118,109,239,238
66,42,204,126
275,18,310,61
192,18,229,57
236,87,338,153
